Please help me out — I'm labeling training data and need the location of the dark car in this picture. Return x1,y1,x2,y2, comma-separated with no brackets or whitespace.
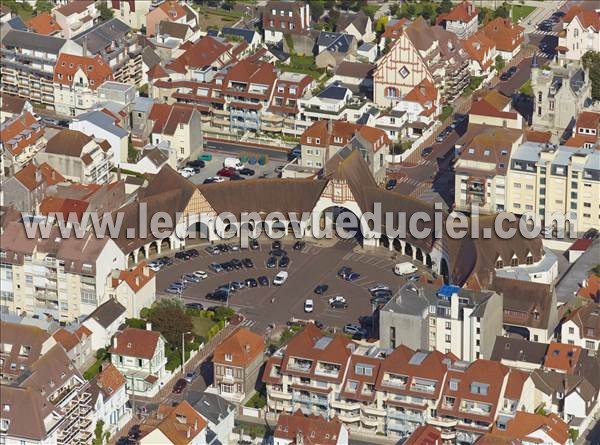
314,284,329,295
500,66,518,81
421,146,433,158
337,266,352,279
330,300,348,309
245,278,258,287
210,289,229,301
370,295,392,305
258,275,269,286
158,256,174,266
230,174,245,181
209,263,223,273
287,147,301,160
173,379,187,394
272,240,282,250
186,248,199,257
293,241,305,251
217,243,230,252
279,256,289,268
250,239,260,250
175,251,191,260
230,281,244,290
583,228,599,240
205,245,220,255
217,167,236,177
187,159,205,168
371,289,393,299
238,167,255,176
385,179,397,190
221,261,235,271
185,302,204,310
242,258,254,268
269,249,287,257
266,256,277,268
231,258,243,269
345,272,360,281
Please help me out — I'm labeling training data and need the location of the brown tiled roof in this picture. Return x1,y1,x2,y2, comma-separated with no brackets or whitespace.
0,111,44,156
54,53,112,90
0,322,51,380
525,130,552,143
109,327,161,359
45,129,92,157
143,401,207,445
167,35,233,71
334,61,374,78
337,10,370,35
563,5,600,31
113,261,155,292
274,410,343,445
436,0,478,25
404,78,438,114
55,0,94,16
26,11,62,35
52,327,89,352
488,411,569,444
543,342,583,374
494,277,553,330
565,303,600,340
456,126,521,175
404,425,442,445
13,162,65,191
575,111,600,130
93,362,126,397
577,273,600,301
0,93,27,115
482,18,524,52
213,328,264,368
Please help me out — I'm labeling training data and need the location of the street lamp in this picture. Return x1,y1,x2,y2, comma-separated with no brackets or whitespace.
181,330,193,375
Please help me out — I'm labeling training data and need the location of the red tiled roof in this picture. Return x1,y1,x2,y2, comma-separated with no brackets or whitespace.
436,0,478,25
404,425,442,445
543,342,582,374
404,78,438,114
39,197,90,221
166,35,233,72
149,103,196,135
13,162,65,191
489,411,570,444
300,120,389,148
147,63,169,79
274,410,343,445
109,327,161,360
0,111,44,157
563,5,600,31
113,261,155,292
52,327,89,352
563,133,598,148
577,273,600,301
95,363,126,395
56,0,94,16
525,130,552,144
463,30,495,70
469,98,517,120
154,1,187,21
382,18,408,40
54,53,112,91
152,401,207,445
213,328,264,367
576,111,600,130
26,12,62,35
482,18,524,52
569,238,593,252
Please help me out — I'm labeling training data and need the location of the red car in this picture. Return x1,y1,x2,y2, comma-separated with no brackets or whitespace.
217,167,236,177
172,378,187,394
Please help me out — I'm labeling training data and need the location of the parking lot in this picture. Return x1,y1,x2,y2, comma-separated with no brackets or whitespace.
154,238,431,334
185,151,287,185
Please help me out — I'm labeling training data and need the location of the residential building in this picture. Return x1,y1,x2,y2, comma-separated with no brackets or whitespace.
26,11,63,36
356,43,378,63
222,27,262,52
485,411,572,444
262,1,310,45
331,61,374,91
1,161,65,212
139,401,208,445
561,303,600,351
212,327,264,403
299,82,369,126
374,18,469,107
82,298,127,350
531,60,593,136
577,273,600,302
454,126,524,213
557,5,600,62
463,30,496,77
490,336,549,371
0,92,32,122
379,282,503,361
52,325,94,370
0,30,70,106
53,53,113,116
108,0,152,30
108,262,156,318
336,10,375,43
481,17,524,61
435,0,479,40
404,425,442,444
53,0,99,39
505,142,600,235
300,120,390,182
90,362,133,438
110,326,168,397
148,102,203,161
468,91,522,129
567,238,594,263
0,109,46,174
74,18,144,86
0,216,125,321
192,393,235,445
564,111,600,149
315,32,357,70
37,129,113,184
146,0,198,37
273,410,349,445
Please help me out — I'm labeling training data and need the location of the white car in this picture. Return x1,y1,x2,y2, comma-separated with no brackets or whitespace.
368,283,389,293
208,176,226,183
304,299,314,313
343,324,363,335
328,295,347,305
179,167,195,178
192,270,207,279
148,262,161,272
273,271,288,285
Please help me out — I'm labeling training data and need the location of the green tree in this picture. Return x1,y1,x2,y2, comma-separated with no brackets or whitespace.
400,4,416,19
437,0,452,14
421,3,434,21
389,3,400,17
582,51,600,101
375,16,388,33
495,55,506,72
148,302,193,346
35,0,53,12
92,421,110,445
324,0,335,9
308,0,324,21
568,428,579,442
493,2,510,19
98,2,114,21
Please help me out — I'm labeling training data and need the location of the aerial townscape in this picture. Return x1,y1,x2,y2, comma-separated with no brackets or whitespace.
0,0,600,444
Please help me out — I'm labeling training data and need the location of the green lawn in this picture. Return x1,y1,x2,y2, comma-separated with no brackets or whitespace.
191,316,216,338
83,357,105,380
511,5,535,23
462,76,484,97
440,105,454,121
277,55,325,80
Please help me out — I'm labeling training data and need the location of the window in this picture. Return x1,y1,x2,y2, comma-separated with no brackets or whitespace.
445,321,451,330
449,379,459,391
445,334,451,343
399,66,410,78
538,91,542,102
568,327,574,334
510,257,518,267
225,353,232,362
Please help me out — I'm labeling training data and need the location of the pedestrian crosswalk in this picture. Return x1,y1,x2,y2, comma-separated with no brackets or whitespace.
240,318,256,328
529,29,558,37
534,50,555,60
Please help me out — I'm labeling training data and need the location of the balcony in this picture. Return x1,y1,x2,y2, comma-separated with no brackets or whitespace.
269,389,292,401
386,420,412,433
288,360,312,373
410,383,435,394
362,405,385,417
314,365,340,378
387,410,424,423
331,399,361,411
362,416,379,427
428,416,458,428
382,377,407,389
338,412,361,423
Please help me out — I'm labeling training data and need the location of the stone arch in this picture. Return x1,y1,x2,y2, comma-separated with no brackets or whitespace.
318,205,364,242
187,221,211,242
440,258,449,284
127,252,136,268
404,243,413,258
148,241,159,257
425,253,433,268
380,234,390,249
415,247,424,263
160,237,171,253
392,237,402,252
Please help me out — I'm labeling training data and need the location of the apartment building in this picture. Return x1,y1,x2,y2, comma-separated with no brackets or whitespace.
53,53,113,116
108,0,152,30
212,327,264,403
468,91,522,129
454,126,524,213
262,1,310,45
0,214,125,321
109,326,168,397
264,324,529,442
561,303,600,351
74,18,143,86
53,0,99,39
299,82,369,127
300,120,390,181
374,18,469,107
481,18,524,61
557,5,600,62
148,102,203,161
379,282,503,362
0,109,46,174
463,31,497,77
0,30,70,106
565,111,600,149
531,60,592,135
505,141,600,235
52,325,93,370
435,0,479,40
0,323,95,444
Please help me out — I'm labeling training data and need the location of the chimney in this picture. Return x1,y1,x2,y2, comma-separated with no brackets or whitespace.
113,336,118,348
143,265,150,277
419,85,426,96
245,344,251,353
82,40,88,57
135,276,140,287
146,322,152,331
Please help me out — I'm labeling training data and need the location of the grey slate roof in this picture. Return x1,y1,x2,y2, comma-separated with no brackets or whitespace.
74,18,130,54
75,110,129,138
193,392,234,425
317,31,353,53
7,16,28,31
490,336,548,365
2,30,66,53
317,83,350,100
84,298,126,329
222,27,257,44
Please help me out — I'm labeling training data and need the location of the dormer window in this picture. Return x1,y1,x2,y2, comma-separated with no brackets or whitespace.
225,353,233,362
526,252,533,265
496,257,503,268
510,257,518,267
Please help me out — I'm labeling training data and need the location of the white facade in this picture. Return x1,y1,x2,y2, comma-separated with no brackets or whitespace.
558,14,600,61
561,319,600,351
92,380,133,436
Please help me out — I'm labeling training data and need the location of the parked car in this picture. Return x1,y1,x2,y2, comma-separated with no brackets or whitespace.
279,256,289,268
337,266,352,279
329,295,347,305
266,256,277,268
238,167,255,176
209,263,223,273
231,174,245,181
272,240,282,250
207,289,228,301
231,281,244,290
421,146,433,158
193,270,208,279
179,167,195,178
343,324,364,336
345,272,360,281
500,66,518,81
175,251,191,260
165,286,181,294
203,176,225,184
242,258,254,268
205,246,220,255
269,249,286,257
314,284,329,295
172,379,187,394
293,241,305,251
148,261,161,272
184,371,198,383
158,257,174,266
183,273,202,283
385,179,397,190
370,295,392,305
186,248,199,257
371,289,392,299
288,147,301,160
330,300,348,309
217,167,236,177
583,228,599,240
187,159,205,168
245,278,258,287
250,239,260,250
172,280,186,289
304,299,314,313
273,271,288,285
368,283,390,293
231,259,243,269
258,275,269,286
185,303,204,310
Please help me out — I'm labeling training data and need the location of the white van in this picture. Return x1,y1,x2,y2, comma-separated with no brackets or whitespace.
273,271,289,285
223,157,244,170
394,262,418,276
